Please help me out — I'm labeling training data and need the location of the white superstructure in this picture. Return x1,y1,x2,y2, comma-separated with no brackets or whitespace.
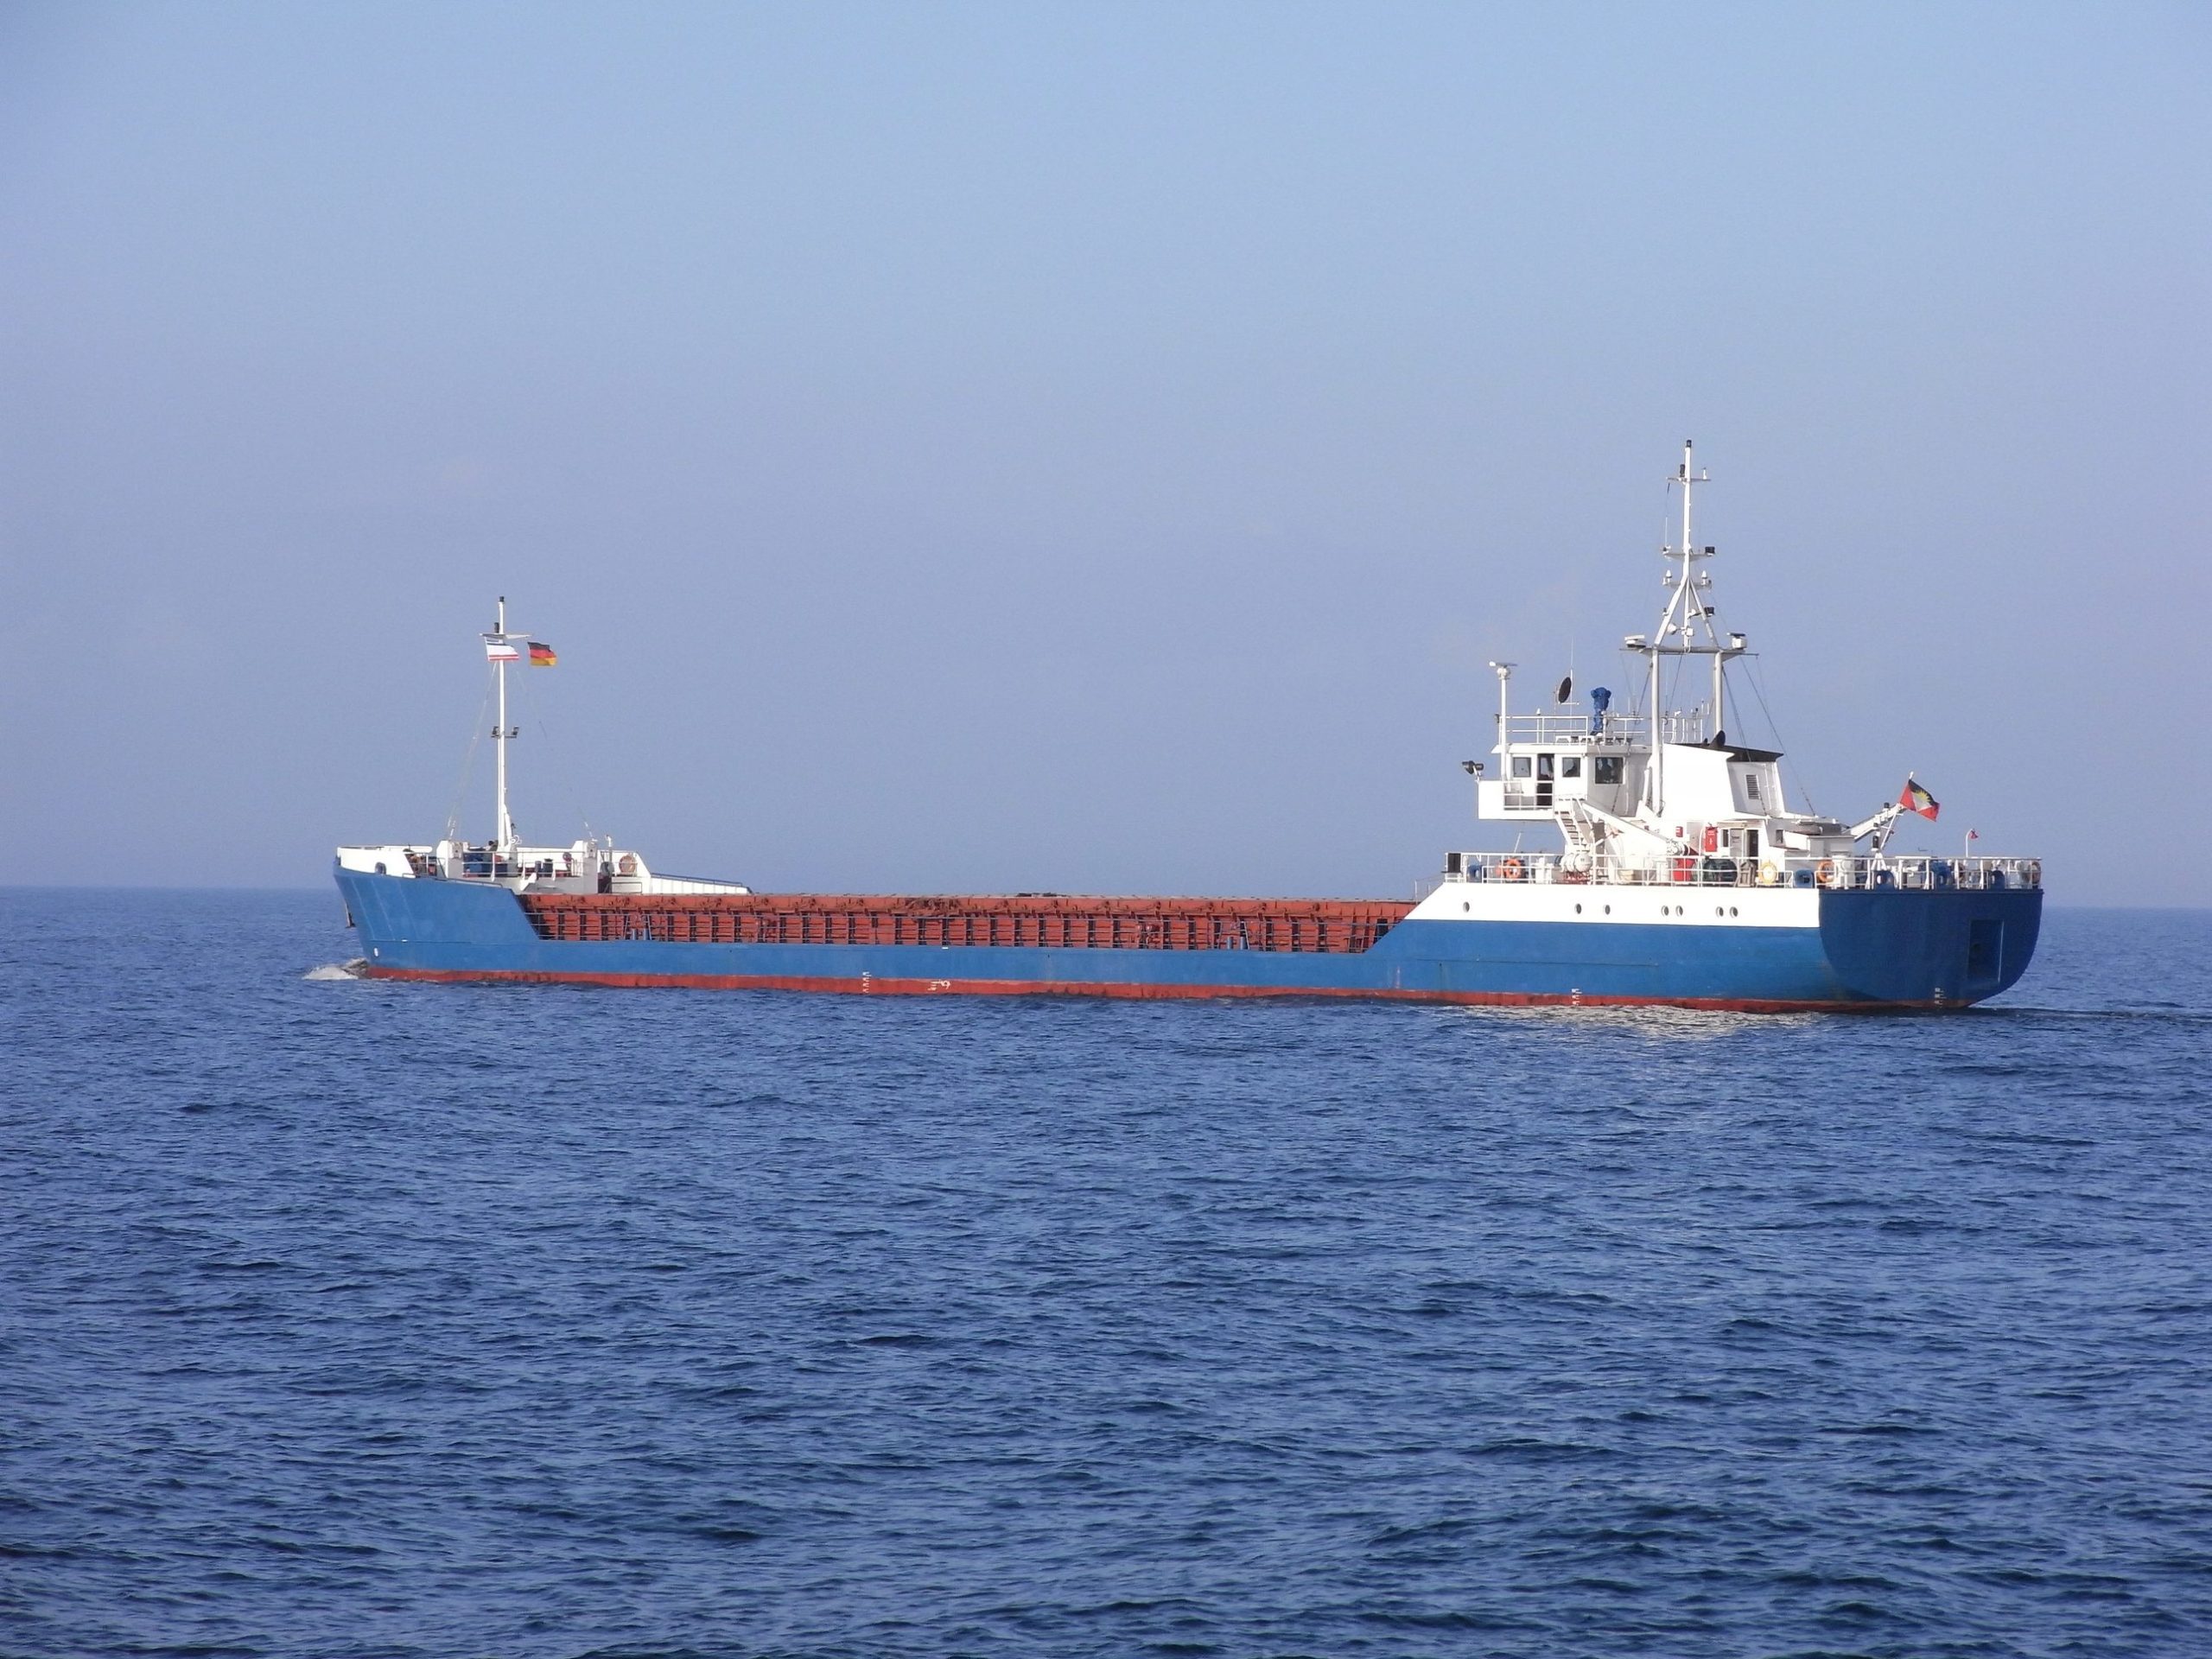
1408,442,2038,924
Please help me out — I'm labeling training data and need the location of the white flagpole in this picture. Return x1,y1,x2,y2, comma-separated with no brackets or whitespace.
495,595,512,855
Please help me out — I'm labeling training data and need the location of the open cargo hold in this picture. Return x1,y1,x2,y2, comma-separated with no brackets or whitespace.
520,893,1414,954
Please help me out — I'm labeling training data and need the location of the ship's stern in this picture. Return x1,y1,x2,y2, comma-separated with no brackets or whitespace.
1816,887,2043,1007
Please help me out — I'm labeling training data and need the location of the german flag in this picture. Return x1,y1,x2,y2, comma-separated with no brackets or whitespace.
528,641,557,667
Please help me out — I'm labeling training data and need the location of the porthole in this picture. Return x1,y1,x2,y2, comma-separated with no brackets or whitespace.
1462,901,1470,913
1574,903,1583,915
1715,906,1725,917
1728,906,1738,918
1603,905,1611,915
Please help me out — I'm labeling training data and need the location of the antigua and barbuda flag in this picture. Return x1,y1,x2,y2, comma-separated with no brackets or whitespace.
484,638,522,663
1899,778,1940,820
528,640,557,666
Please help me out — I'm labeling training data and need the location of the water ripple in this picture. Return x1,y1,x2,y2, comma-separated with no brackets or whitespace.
3,893,2209,1658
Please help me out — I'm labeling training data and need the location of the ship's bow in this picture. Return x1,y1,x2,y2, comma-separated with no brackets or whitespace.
334,862,544,977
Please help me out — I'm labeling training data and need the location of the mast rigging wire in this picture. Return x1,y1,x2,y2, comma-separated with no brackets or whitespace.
443,671,496,843
510,665,597,847
1740,655,1815,815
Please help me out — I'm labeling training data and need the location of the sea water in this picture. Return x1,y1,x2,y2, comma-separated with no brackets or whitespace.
3,889,2208,1658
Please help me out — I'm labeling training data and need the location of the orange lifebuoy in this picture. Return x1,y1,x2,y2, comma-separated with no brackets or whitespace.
617,853,637,876
1499,856,1525,882
1815,857,1840,887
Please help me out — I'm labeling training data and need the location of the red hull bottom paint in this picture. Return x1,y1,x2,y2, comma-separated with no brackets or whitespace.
361,963,1929,1014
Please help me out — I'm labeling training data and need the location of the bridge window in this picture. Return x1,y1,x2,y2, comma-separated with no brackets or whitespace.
1745,773,1763,801
1512,756,1533,779
1594,756,1623,785
1561,756,1582,779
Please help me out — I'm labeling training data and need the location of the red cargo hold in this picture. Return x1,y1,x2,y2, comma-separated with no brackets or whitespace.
520,893,1414,954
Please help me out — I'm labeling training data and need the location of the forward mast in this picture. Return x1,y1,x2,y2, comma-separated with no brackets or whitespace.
484,595,519,855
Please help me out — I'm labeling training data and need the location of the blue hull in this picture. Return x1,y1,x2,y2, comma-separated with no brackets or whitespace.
334,868,2041,1010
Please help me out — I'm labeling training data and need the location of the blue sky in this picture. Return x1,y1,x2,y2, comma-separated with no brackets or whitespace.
3,2,2206,902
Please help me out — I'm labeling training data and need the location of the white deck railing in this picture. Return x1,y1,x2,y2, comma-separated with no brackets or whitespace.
1440,849,2042,892
1496,711,1707,747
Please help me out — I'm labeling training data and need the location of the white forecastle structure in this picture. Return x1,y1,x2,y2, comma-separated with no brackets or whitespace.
336,596,749,898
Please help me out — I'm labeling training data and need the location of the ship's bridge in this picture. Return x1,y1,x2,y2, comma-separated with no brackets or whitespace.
1478,708,1669,820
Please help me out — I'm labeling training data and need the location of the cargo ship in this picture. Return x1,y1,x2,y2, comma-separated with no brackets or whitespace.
335,445,2041,1010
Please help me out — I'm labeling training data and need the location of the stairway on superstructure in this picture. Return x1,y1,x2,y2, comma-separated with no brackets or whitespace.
1558,803,1605,875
